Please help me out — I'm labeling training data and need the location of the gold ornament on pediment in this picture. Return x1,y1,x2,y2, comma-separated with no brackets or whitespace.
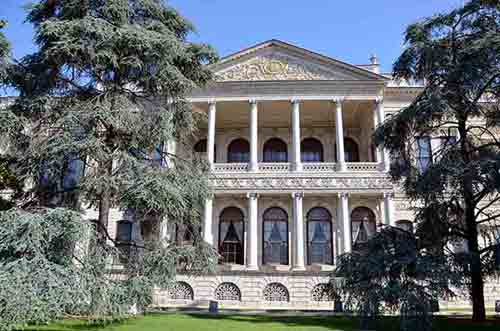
215,55,338,81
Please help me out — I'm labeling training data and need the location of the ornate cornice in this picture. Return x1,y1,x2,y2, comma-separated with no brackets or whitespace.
210,174,394,194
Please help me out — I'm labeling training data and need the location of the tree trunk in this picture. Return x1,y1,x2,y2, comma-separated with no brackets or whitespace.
459,118,486,322
97,160,113,245
467,212,486,321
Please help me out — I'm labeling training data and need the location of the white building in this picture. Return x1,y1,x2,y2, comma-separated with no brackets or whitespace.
2,39,495,311
138,40,497,310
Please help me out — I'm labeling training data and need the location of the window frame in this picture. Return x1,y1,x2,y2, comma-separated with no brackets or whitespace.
263,138,288,163
218,207,245,265
262,207,289,265
306,207,333,265
227,138,250,163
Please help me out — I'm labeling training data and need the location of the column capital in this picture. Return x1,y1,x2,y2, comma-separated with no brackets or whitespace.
337,192,349,199
249,98,258,105
375,96,384,105
246,192,259,199
208,99,217,106
291,98,301,105
383,192,395,199
332,97,345,104
292,192,304,199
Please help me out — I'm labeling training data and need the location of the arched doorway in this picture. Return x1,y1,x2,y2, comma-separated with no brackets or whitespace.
262,207,289,265
307,207,333,265
218,207,245,265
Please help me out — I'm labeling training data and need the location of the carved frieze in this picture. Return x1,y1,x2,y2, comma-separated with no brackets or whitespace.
215,53,345,82
210,175,393,192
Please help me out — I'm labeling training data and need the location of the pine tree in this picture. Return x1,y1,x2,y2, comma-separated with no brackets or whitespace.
0,1,218,329
375,0,500,321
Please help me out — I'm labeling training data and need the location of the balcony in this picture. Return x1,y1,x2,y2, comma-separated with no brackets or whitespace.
212,162,380,174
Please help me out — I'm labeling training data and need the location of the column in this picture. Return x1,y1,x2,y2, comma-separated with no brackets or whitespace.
291,99,303,172
203,196,214,245
165,140,177,168
207,101,216,169
247,193,259,270
375,98,390,171
332,207,339,265
383,192,396,227
292,192,305,270
338,193,351,253
377,198,385,229
159,216,169,245
372,101,382,165
249,99,259,172
334,98,346,172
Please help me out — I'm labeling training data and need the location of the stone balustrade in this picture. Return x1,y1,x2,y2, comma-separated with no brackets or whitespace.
212,162,379,174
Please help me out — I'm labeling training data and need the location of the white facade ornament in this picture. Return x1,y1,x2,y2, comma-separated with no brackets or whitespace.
209,175,393,192
215,54,344,82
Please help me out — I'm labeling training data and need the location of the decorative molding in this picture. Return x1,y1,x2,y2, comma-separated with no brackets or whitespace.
215,53,346,82
332,97,345,104
210,176,393,193
246,192,259,199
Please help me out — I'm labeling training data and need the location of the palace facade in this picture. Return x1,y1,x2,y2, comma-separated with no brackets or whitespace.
3,39,496,311
143,40,498,310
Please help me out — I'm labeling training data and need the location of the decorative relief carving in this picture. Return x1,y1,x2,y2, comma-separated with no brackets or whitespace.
210,176,393,191
168,281,194,300
263,282,290,302
215,282,241,301
215,54,342,82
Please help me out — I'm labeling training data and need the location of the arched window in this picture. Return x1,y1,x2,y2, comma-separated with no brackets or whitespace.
263,138,288,162
351,207,376,247
344,138,360,162
168,281,194,300
301,138,324,162
307,207,333,265
194,139,216,162
263,283,290,302
396,220,414,233
263,207,289,265
215,282,241,301
218,207,245,265
227,138,250,163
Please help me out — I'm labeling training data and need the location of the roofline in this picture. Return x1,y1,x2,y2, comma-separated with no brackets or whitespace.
211,39,389,81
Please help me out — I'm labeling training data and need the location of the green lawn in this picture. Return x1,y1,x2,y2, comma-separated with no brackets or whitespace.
22,313,500,331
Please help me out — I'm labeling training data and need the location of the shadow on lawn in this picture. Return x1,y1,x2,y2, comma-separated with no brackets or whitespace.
181,313,366,331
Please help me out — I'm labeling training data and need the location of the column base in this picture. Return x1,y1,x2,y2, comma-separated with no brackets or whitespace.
246,265,259,271
292,163,303,172
337,163,347,172
248,162,259,172
292,266,306,271
202,235,214,246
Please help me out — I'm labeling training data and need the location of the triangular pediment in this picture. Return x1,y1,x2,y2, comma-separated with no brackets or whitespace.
212,40,387,82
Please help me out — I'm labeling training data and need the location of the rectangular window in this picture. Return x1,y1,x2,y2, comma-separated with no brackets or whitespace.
417,135,457,171
416,136,432,172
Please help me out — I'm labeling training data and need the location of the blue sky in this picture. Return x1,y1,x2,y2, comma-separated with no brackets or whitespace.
2,0,464,72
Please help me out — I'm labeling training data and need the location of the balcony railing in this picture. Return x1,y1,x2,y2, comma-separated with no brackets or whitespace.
213,163,249,172
346,162,379,172
302,162,337,172
213,162,380,173
258,163,291,172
